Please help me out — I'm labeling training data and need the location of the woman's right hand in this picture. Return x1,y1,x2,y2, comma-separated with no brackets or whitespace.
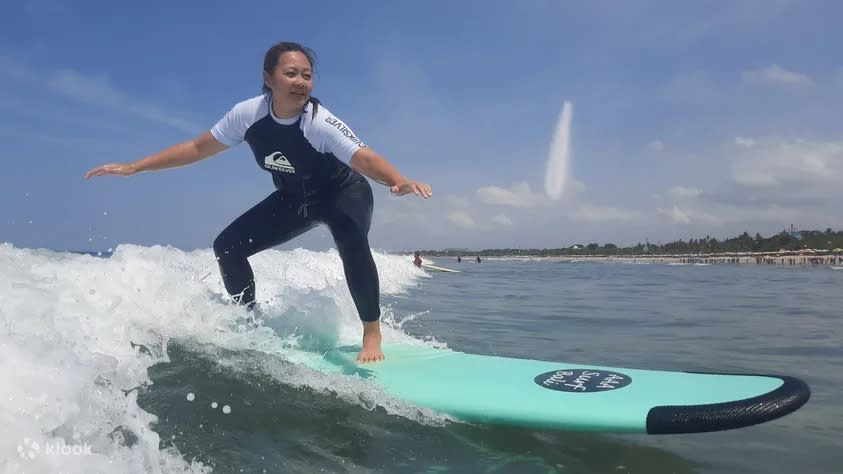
85,163,140,179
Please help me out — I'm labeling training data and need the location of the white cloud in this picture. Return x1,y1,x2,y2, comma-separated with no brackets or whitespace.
0,55,39,83
643,137,843,236
742,64,813,86
659,206,691,224
573,204,639,223
545,101,573,200
46,69,200,133
491,214,513,226
669,186,702,199
372,136,843,249
568,179,586,194
48,70,126,108
448,211,476,229
657,206,721,225
444,194,472,208
647,140,665,152
475,182,544,208
375,205,430,226
732,139,842,187
0,56,199,134
734,137,756,148
726,204,806,226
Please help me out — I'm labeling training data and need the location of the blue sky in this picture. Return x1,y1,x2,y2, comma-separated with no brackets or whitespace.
1,0,841,252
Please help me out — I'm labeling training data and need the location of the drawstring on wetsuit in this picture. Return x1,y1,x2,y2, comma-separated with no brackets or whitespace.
296,202,308,218
296,182,309,218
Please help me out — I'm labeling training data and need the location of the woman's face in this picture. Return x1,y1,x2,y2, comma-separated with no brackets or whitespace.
264,51,313,113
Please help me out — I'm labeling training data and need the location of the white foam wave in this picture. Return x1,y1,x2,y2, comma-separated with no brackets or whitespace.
0,243,443,473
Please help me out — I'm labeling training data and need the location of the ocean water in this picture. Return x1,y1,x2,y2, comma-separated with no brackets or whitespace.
1,243,840,473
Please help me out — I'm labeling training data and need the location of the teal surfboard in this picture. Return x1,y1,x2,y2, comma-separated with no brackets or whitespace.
319,343,810,434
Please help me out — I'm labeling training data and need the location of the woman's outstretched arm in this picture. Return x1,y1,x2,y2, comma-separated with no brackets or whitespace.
85,131,228,179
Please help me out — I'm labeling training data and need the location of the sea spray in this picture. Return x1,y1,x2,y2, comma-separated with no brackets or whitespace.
0,243,449,473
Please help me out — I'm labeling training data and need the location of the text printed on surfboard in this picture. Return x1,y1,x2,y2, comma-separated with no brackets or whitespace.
534,369,631,393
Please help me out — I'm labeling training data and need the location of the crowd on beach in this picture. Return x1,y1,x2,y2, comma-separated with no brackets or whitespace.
595,250,843,266
679,254,843,266
470,251,843,266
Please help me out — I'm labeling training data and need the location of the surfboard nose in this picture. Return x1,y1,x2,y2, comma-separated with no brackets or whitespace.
645,375,810,434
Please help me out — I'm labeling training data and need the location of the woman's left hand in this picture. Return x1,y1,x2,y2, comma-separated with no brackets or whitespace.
390,180,432,198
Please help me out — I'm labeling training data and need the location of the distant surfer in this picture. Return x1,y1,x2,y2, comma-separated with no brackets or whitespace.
85,41,432,364
413,251,422,268
457,256,461,263
476,256,481,263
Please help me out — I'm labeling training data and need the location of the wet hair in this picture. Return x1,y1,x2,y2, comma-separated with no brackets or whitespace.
262,41,320,116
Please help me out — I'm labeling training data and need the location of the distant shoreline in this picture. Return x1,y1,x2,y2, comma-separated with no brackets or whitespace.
418,250,843,266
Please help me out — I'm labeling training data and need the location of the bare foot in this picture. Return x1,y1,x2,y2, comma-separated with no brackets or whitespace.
357,321,385,364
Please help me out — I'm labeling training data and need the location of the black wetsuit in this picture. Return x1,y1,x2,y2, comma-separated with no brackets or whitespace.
209,95,379,322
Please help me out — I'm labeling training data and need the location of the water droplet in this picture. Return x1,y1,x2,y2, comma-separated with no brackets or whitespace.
222,405,231,414
211,402,218,409
186,393,195,402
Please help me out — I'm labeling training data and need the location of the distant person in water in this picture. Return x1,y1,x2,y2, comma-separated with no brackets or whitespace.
476,256,481,263
457,256,462,263
413,251,423,268
85,41,432,364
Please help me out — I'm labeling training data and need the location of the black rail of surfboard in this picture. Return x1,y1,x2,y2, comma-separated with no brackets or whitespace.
646,375,810,434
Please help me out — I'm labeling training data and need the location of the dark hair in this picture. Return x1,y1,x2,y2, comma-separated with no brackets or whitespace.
262,41,321,115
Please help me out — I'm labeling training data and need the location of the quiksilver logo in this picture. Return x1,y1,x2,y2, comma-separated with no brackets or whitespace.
324,117,364,147
264,151,296,174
